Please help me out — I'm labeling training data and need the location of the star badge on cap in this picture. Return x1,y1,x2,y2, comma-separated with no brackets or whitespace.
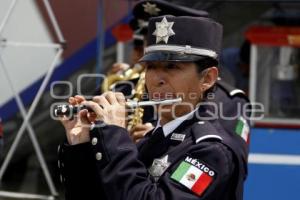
143,2,161,15
152,17,175,44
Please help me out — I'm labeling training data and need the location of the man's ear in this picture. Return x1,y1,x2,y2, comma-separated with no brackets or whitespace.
199,67,219,92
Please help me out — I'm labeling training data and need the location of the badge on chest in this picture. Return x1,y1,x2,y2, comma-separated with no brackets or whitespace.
148,155,171,181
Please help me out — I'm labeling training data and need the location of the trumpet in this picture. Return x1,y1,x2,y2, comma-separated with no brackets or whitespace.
53,98,182,118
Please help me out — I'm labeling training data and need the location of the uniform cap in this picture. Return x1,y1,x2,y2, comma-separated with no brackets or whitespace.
130,0,209,43
139,15,223,62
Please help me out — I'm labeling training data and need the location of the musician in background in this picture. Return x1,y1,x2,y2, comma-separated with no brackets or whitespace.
58,15,248,200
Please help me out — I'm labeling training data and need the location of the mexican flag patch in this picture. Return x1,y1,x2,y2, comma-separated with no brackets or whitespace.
171,156,215,196
235,117,250,143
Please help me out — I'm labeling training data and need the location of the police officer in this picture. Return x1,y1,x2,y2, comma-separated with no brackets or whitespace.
110,0,210,142
126,0,251,144
58,15,249,200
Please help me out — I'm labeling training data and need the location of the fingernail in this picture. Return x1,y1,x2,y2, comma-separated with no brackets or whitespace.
145,123,152,127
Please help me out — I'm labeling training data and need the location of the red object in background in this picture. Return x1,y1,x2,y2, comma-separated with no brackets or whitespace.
0,118,3,138
112,24,134,42
245,26,300,47
36,0,133,59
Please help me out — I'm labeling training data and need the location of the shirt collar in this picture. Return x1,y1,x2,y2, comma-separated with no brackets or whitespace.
153,108,198,137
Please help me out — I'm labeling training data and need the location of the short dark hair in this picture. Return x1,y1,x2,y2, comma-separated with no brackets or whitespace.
194,56,218,99
194,56,218,73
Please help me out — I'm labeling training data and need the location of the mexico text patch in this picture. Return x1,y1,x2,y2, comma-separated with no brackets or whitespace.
171,156,215,196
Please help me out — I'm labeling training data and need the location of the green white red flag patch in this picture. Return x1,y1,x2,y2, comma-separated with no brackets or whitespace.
235,117,250,143
171,156,215,196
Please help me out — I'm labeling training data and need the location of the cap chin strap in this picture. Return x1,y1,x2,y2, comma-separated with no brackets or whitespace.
145,45,218,59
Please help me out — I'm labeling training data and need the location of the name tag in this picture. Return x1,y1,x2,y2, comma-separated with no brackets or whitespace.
170,133,186,141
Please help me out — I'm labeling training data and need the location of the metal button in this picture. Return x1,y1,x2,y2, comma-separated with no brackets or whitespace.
60,175,63,183
58,160,60,168
91,137,98,145
95,152,102,161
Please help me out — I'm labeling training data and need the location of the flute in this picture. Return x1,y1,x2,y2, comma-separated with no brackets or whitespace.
53,98,182,117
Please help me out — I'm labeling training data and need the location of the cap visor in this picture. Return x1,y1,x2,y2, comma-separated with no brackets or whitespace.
139,52,205,62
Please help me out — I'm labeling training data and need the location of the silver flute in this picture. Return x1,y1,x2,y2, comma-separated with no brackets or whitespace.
53,98,182,117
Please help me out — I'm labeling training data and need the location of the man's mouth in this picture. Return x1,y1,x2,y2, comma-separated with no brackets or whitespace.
150,92,176,100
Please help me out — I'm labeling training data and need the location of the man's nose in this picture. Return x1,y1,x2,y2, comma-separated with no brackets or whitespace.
152,69,166,87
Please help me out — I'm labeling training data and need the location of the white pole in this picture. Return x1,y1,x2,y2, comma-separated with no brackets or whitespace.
116,41,124,63
0,0,17,35
249,44,258,125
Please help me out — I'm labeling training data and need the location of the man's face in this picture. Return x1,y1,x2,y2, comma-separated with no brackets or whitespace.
145,61,204,123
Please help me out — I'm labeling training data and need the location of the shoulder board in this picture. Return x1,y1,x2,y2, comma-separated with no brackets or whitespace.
192,121,223,144
216,80,247,98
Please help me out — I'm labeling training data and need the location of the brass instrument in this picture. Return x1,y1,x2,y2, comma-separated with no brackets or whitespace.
127,70,145,130
101,63,146,130
101,64,143,92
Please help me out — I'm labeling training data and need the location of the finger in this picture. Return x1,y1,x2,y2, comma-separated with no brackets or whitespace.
92,95,110,108
78,109,90,125
69,97,76,105
130,123,154,132
109,66,119,74
132,130,147,141
113,63,130,71
81,101,104,119
129,124,147,136
129,126,138,136
103,91,118,105
75,95,86,104
130,125,145,133
145,122,154,128
109,63,128,74
87,112,97,123
115,92,126,105
112,63,123,71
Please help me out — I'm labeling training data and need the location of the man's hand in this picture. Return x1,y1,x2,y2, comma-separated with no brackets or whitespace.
60,95,91,145
129,123,154,143
108,63,130,75
82,92,127,129
60,92,126,145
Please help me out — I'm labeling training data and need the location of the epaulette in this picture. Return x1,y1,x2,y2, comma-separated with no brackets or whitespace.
216,80,248,100
191,121,223,144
